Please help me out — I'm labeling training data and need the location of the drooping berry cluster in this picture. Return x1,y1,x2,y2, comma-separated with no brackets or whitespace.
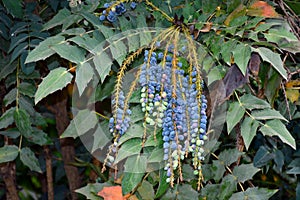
138,46,208,185
99,1,137,23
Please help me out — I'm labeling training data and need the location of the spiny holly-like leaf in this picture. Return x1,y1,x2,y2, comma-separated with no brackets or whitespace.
252,47,287,79
0,107,16,129
247,1,280,18
253,146,274,168
232,44,251,75
2,0,23,18
229,187,278,200
14,109,32,136
137,181,155,200
241,117,260,150
43,8,71,30
259,119,296,149
51,43,85,64
114,139,143,164
0,145,19,163
61,109,98,139
75,62,94,96
227,102,246,133
251,109,287,121
97,186,125,200
240,94,271,110
218,148,244,166
25,36,65,63
20,147,42,173
232,164,261,183
35,67,73,104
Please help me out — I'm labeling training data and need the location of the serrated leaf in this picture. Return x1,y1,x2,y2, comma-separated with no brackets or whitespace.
114,139,142,164
240,94,271,110
177,184,199,200
0,145,19,163
35,67,73,104
51,43,85,64
229,187,278,200
3,88,16,106
232,164,260,183
227,102,245,133
43,8,71,30
28,128,52,145
218,148,244,166
2,0,23,18
241,117,260,150
14,109,32,136
10,42,28,63
75,183,110,200
75,62,94,96
0,107,16,129
92,123,111,152
252,109,287,121
19,82,36,97
122,155,146,194
61,109,98,139
253,146,274,167
252,47,287,79
212,160,226,182
25,36,65,63
118,123,144,145
137,180,155,200
232,44,251,75
93,50,113,83
20,147,42,173
259,119,296,149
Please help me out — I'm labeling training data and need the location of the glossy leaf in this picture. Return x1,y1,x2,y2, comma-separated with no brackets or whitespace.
226,102,245,133
251,109,287,121
253,146,274,168
35,67,73,104
229,187,278,200
25,36,65,63
218,148,244,166
14,108,32,136
137,181,155,200
76,183,109,200
114,139,143,164
0,107,16,129
20,147,42,173
43,8,71,30
232,44,251,75
2,0,23,18
61,109,98,138
240,94,271,110
75,62,94,96
252,47,287,79
0,145,19,163
51,43,85,64
259,119,296,149
232,164,260,183
241,117,260,150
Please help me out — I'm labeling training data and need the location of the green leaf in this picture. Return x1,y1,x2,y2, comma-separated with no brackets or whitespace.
137,180,155,200
226,102,245,133
35,67,73,104
0,145,19,163
10,42,28,63
61,109,98,139
20,147,42,173
232,44,251,75
19,82,36,97
155,169,169,198
0,129,20,139
240,94,271,110
252,47,287,79
229,187,278,200
253,146,274,168
176,184,199,200
43,8,71,30
14,109,32,136
259,119,296,149
3,88,17,106
25,36,65,63
287,158,300,174
51,44,85,64
232,164,260,183
251,109,287,121
211,160,226,182
218,148,244,166
75,183,110,200
122,155,146,194
93,50,113,83
114,138,142,164
92,123,112,152
27,128,51,146
2,0,23,18
75,62,94,96
118,123,144,145
241,117,260,150
0,107,16,129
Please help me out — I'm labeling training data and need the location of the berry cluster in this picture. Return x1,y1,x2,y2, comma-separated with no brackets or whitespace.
99,1,137,23
138,46,208,184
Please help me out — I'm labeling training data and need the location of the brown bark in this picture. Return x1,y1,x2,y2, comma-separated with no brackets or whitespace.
0,162,19,200
47,89,80,200
44,146,54,200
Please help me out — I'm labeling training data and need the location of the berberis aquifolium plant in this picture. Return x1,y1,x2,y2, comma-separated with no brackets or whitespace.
1,0,300,199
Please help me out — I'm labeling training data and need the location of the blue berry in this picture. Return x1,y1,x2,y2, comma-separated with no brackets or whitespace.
130,2,137,9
